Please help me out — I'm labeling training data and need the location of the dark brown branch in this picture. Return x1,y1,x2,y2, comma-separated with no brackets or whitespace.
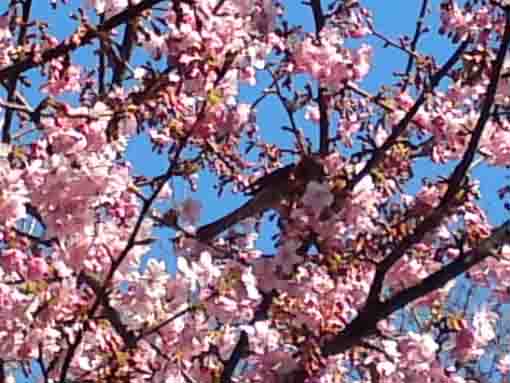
58,326,85,382
250,290,276,324
137,292,218,340
322,219,510,356
370,29,420,61
310,0,325,38
380,221,510,316
271,71,308,154
0,0,165,82
367,22,508,300
37,345,49,383
329,7,510,357
59,40,241,381
111,9,137,86
2,0,32,143
287,14,510,377
98,14,107,95
441,7,510,205
350,39,468,188
212,0,228,14
196,163,295,240
13,227,53,247
196,157,325,241
309,0,329,155
79,272,137,348
220,331,249,383
354,13,510,307
59,113,190,383
318,87,329,155
324,39,468,222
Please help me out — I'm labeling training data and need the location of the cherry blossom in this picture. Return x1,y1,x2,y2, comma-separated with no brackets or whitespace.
2,1,510,383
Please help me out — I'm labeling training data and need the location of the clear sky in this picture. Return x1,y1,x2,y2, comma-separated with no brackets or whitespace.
4,0,505,273
4,0,507,381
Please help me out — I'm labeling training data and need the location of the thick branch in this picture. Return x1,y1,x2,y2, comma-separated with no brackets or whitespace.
441,7,510,204
98,14,107,95
279,219,510,383
367,6,510,305
111,14,137,86
196,157,324,241
220,331,249,383
196,165,295,240
310,11,510,368
381,221,510,315
310,0,329,155
310,0,325,37
318,87,329,155
322,220,510,356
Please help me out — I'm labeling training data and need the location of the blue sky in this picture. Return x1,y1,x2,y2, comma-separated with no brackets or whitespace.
4,0,510,381
4,0,506,272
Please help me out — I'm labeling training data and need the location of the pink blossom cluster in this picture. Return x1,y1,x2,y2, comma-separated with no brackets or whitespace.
143,0,277,147
41,60,84,96
1,1,510,383
0,15,13,69
85,0,142,16
0,163,29,227
440,0,506,44
293,29,372,88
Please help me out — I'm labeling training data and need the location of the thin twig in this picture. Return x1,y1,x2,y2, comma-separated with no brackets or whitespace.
0,0,166,82
402,0,430,91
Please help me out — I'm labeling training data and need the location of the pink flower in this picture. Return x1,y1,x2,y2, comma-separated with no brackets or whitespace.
293,29,372,87
26,257,49,281
84,0,134,16
454,328,481,362
473,307,497,346
399,332,438,362
305,105,321,123
0,167,29,227
498,354,510,374
274,239,303,275
157,183,173,199
302,181,334,215
179,198,202,225
1,248,26,275
0,15,13,67
41,61,83,96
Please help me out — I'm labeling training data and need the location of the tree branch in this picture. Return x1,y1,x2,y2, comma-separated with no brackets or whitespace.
220,331,249,383
441,7,510,205
351,39,468,188
325,39,468,219
323,219,510,356
309,0,329,155
111,7,137,86
0,0,165,82
2,0,32,143
402,0,430,91
367,6,510,305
